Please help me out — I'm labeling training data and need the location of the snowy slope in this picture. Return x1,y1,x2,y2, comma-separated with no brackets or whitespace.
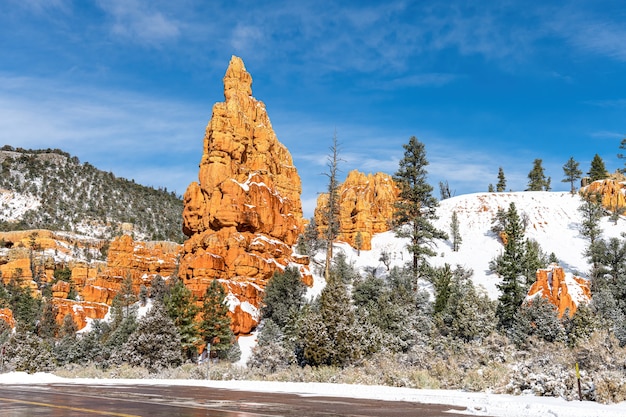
325,191,626,300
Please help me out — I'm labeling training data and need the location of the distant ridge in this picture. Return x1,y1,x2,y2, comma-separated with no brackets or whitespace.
0,146,184,242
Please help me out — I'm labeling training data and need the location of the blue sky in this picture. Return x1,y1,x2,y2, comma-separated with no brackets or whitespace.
1,0,625,217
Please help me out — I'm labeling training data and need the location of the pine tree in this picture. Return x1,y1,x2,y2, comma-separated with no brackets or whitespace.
496,167,506,192
526,158,550,191
579,193,605,270
493,203,527,329
354,231,363,256
509,297,565,346
618,137,626,174
322,132,341,282
488,184,495,192
392,136,447,279
120,302,183,372
588,154,608,181
164,277,200,361
260,267,306,331
450,210,462,252
562,156,582,194
199,279,234,359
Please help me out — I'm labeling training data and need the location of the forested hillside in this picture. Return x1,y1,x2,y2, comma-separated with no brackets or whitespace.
0,146,184,242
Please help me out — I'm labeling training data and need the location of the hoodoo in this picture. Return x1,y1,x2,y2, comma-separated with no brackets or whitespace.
179,56,310,334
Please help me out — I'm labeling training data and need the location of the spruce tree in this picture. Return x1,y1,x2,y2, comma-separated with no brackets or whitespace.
562,156,582,194
618,137,626,174
588,154,609,181
322,132,341,282
164,277,200,361
496,167,506,192
493,203,527,329
120,302,183,372
450,210,462,252
199,279,234,359
260,267,306,331
526,159,550,191
392,136,447,279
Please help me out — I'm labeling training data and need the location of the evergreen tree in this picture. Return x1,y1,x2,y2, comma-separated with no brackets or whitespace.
509,297,565,346
488,184,495,192
199,279,234,359
439,180,452,199
432,264,453,314
164,277,200,361
496,167,507,192
392,136,447,279
526,158,550,191
247,319,295,373
435,266,496,342
297,217,323,256
322,132,342,282
354,231,363,256
120,302,183,372
562,156,582,194
618,137,626,174
260,267,306,331
579,193,605,269
492,203,528,329
588,154,609,181
450,210,462,252
37,301,59,340
5,331,55,373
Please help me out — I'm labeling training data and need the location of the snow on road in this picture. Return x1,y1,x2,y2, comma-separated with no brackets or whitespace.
0,372,624,417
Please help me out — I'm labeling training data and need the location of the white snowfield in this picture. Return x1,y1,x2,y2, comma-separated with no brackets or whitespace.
342,191,626,300
0,372,624,417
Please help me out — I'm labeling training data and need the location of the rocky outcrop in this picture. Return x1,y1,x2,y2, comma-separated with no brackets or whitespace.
315,170,399,250
0,231,181,331
580,178,626,212
527,264,591,317
0,307,15,328
179,56,310,335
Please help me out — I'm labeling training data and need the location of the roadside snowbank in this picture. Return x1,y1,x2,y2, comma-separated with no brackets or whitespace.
1,372,624,417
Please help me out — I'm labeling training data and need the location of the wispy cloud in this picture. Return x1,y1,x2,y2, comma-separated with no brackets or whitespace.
97,0,180,46
0,73,204,194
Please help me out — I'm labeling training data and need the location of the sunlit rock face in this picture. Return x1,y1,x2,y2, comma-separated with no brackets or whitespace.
581,178,626,212
180,56,310,335
527,264,591,317
315,170,400,251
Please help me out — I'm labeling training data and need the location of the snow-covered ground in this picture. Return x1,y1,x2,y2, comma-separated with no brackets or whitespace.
333,191,626,299
0,372,624,417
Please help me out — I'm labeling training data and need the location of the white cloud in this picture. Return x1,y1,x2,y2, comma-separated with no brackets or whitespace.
0,73,204,195
97,0,180,45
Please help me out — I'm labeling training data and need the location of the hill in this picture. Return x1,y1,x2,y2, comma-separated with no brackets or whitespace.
329,190,625,299
0,146,184,242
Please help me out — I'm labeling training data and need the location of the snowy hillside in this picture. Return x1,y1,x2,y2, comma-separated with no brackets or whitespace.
327,191,626,299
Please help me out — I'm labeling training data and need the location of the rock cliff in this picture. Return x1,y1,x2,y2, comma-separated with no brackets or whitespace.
315,170,399,250
0,231,181,330
527,264,591,317
580,178,626,212
179,56,310,334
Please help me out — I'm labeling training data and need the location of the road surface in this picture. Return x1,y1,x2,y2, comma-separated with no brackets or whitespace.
0,383,474,416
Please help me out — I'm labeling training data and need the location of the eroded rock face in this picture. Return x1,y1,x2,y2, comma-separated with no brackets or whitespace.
581,179,626,212
527,264,591,317
315,170,399,250
179,56,309,335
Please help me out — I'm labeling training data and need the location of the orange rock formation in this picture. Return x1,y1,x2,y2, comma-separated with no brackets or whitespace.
315,170,399,250
581,178,626,212
179,56,310,335
527,264,591,317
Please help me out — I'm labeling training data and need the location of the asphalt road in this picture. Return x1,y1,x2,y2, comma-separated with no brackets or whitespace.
0,383,474,416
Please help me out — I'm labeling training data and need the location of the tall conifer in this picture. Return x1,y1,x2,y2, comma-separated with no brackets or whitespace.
392,136,447,279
